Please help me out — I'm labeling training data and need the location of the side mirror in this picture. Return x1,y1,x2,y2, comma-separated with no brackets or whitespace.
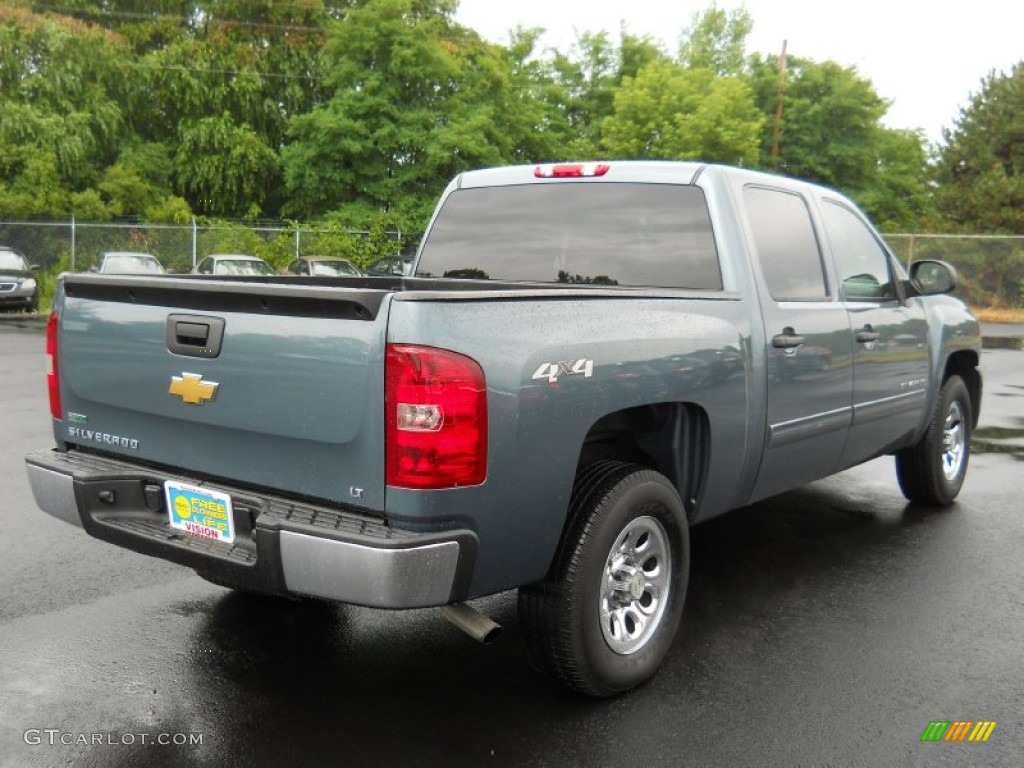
907,260,957,296
89,265,99,273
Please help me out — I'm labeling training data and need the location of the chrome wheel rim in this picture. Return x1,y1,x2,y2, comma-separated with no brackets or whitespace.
941,400,966,481
599,515,671,655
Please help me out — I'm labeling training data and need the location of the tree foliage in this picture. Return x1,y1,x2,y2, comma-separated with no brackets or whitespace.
679,4,752,77
602,62,763,164
0,8,131,216
748,53,932,229
282,0,557,226
0,0,1007,239
934,63,1024,233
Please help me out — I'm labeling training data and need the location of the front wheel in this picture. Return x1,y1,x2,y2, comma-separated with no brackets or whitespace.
518,462,689,697
896,374,973,506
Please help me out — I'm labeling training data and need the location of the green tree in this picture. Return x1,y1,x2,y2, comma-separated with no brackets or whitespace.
679,3,753,76
934,63,1024,233
749,55,886,184
748,53,931,228
501,26,575,160
601,61,763,164
282,0,554,228
546,32,620,157
0,7,132,216
49,0,339,218
856,127,935,231
541,30,670,158
176,115,281,217
0,6,199,220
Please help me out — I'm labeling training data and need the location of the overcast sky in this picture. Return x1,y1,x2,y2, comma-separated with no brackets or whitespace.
455,0,1022,146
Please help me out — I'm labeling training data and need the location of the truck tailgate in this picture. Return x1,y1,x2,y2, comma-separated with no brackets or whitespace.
56,275,389,509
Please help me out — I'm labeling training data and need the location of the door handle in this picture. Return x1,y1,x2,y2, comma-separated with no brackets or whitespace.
166,314,225,358
855,327,881,343
772,327,805,349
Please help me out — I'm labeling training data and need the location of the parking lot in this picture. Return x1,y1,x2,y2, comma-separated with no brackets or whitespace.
1,320,1021,767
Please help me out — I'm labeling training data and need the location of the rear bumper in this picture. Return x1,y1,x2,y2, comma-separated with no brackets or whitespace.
25,449,476,608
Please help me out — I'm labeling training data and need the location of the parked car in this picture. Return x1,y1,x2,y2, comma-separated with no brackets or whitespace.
365,254,414,276
282,256,363,277
192,254,275,276
0,246,39,312
93,251,166,275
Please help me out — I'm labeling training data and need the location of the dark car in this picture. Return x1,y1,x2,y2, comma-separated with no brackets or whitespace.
0,247,40,312
365,254,414,276
282,256,363,277
93,251,166,275
192,254,275,276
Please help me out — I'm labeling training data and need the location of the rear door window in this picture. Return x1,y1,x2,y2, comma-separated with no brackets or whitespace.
743,186,828,301
417,183,721,290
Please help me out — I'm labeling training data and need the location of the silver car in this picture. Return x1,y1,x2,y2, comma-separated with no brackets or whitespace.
192,254,275,276
94,251,166,275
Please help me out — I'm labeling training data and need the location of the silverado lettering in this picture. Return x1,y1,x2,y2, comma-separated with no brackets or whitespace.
66,427,139,450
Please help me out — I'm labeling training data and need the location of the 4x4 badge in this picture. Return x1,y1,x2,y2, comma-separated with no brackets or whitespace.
531,358,595,384
169,373,219,405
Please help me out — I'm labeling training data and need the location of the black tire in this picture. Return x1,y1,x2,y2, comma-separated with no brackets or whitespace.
896,374,972,506
518,461,689,697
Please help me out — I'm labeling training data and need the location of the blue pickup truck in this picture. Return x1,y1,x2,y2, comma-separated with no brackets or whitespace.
26,162,981,696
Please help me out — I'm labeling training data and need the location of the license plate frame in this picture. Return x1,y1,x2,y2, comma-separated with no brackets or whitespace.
165,480,235,544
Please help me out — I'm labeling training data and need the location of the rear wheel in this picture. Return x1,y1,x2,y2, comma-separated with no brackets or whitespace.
518,462,689,697
896,375,972,506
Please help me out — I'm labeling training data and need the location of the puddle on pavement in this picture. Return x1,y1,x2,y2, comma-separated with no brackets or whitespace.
972,427,1024,459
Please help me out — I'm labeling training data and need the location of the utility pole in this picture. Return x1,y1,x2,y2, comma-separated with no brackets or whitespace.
771,40,788,162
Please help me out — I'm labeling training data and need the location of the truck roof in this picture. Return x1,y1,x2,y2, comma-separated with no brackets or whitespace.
450,160,855,209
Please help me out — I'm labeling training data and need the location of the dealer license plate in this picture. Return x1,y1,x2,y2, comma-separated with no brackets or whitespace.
165,481,235,544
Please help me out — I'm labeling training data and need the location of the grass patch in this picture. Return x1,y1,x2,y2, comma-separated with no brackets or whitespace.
973,306,1024,324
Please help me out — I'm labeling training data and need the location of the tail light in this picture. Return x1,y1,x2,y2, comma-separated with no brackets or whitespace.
386,344,487,489
46,311,61,420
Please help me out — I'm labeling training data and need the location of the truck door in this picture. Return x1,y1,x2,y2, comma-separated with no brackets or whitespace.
819,199,930,468
743,185,854,502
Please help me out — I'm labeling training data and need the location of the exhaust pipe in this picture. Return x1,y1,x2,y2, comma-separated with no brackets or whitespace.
440,603,502,645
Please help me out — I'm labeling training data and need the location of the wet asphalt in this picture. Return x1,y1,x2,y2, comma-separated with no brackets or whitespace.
1,323,1022,767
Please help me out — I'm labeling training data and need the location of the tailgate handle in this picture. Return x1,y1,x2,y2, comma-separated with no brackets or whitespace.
176,322,209,344
167,314,225,358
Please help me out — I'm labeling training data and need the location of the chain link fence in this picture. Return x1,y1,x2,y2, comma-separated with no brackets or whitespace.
2,220,1021,311
0,219,410,275
887,234,1024,309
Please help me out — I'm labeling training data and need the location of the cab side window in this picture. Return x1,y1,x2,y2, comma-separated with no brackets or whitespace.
196,258,212,274
744,186,828,301
822,201,896,301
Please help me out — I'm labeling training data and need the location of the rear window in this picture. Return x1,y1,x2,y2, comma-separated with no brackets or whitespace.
0,249,29,271
216,259,274,276
101,254,164,274
417,183,721,290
